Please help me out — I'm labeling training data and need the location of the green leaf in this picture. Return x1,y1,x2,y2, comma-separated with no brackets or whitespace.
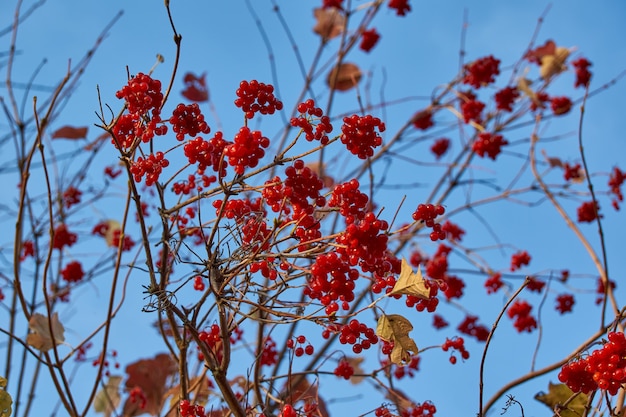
535,382,588,417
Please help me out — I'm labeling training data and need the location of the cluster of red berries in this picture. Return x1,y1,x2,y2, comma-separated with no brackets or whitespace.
563,162,584,182
388,0,411,16
507,299,537,333
290,99,333,144
510,250,531,271
197,324,223,362
128,387,147,411
441,220,465,242
172,173,217,195
572,57,592,88
472,132,508,160
577,201,602,223
484,273,503,294
555,293,575,314
550,96,572,115
306,251,357,315
53,224,78,250
334,358,355,379
457,315,489,342
224,127,270,175
412,204,446,241
179,400,207,417
322,0,343,9
430,138,450,160
183,132,229,177
494,86,519,112
375,406,393,417
328,179,369,223
360,28,380,52
113,73,167,149
61,261,84,283
280,404,297,417
130,152,170,186
609,167,626,210
20,240,35,261
241,217,272,252
463,55,500,88
193,276,205,291
250,258,278,280
234,80,283,119
335,319,379,354
169,103,210,141
461,98,485,124
526,277,546,293
596,277,617,305
212,198,262,221
259,336,278,366
287,335,315,357
441,337,469,364
336,212,390,274
62,186,82,209
340,114,386,159
432,314,449,329
401,401,437,417
412,110,434,130
559,332,626,394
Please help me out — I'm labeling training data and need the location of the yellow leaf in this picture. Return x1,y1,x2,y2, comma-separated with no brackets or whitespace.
0,376,12,417
26,312,65,351
390,259,429,299
540,47,570,80
376,314,419,365
104,220,121,247
94,375,122,417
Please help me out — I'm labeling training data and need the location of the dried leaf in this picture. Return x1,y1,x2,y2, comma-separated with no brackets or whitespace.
181,72,209,102
376,314,419,365
94,375,122,417
123,353,177,416
26,312,65,351
104,220,121,247
327,63,361,92
52,125,88,140
535,382,588,417
390,259,429,299
540,46,570,80
0,376,12,417
313,7,345,41
541,150,563,168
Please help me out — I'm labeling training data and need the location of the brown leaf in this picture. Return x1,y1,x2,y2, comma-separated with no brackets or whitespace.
540,47,570,80
541,150,563,168
327,63,361,92
389,259,429,299
52,125,88,140
123,353,177,416
26,312,65,351
344,356,365,385
181,72,209,102
313,8,345,41
376,314,419,365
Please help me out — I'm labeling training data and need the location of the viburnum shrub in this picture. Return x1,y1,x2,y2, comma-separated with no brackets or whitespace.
2,2,625,417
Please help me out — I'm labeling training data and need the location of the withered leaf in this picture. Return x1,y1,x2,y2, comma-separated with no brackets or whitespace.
52,125,88,140
313,7,345,41
540,46,570,80
93,375,122,417
26,312,65,351
345,356,365,385
390,259,429,299
525,40,557,64
535,382,588,417
327,63,361,92
376,314,419,365
123,353,177,416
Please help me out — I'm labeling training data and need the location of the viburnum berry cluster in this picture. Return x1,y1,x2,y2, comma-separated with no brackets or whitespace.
335,319,379,354
334,358,355,379
463,55,501,88
608,167,625,210
457,315,489,342
559,332,626,394
224,126,270,175
129,152,170,185
577,201,602,223
412,204,446,241
234,80,283,119
441,337,469,364
179,400,207,417
507,299,537,333
360,28,380,52
169,103,210,141
287,335,315,357
61,261,84,283
472,132,508,160
340,114,386,159
290,99,333,144
494,86,519,111
430,138,450,159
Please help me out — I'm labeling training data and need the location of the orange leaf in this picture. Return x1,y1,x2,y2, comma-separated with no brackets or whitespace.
327,63,361,92
313,7,345,41
52,125,88,140
525,40,556,64
181,72,209,102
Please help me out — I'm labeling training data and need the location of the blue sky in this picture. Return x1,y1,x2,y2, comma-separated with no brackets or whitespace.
1,1,626,416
